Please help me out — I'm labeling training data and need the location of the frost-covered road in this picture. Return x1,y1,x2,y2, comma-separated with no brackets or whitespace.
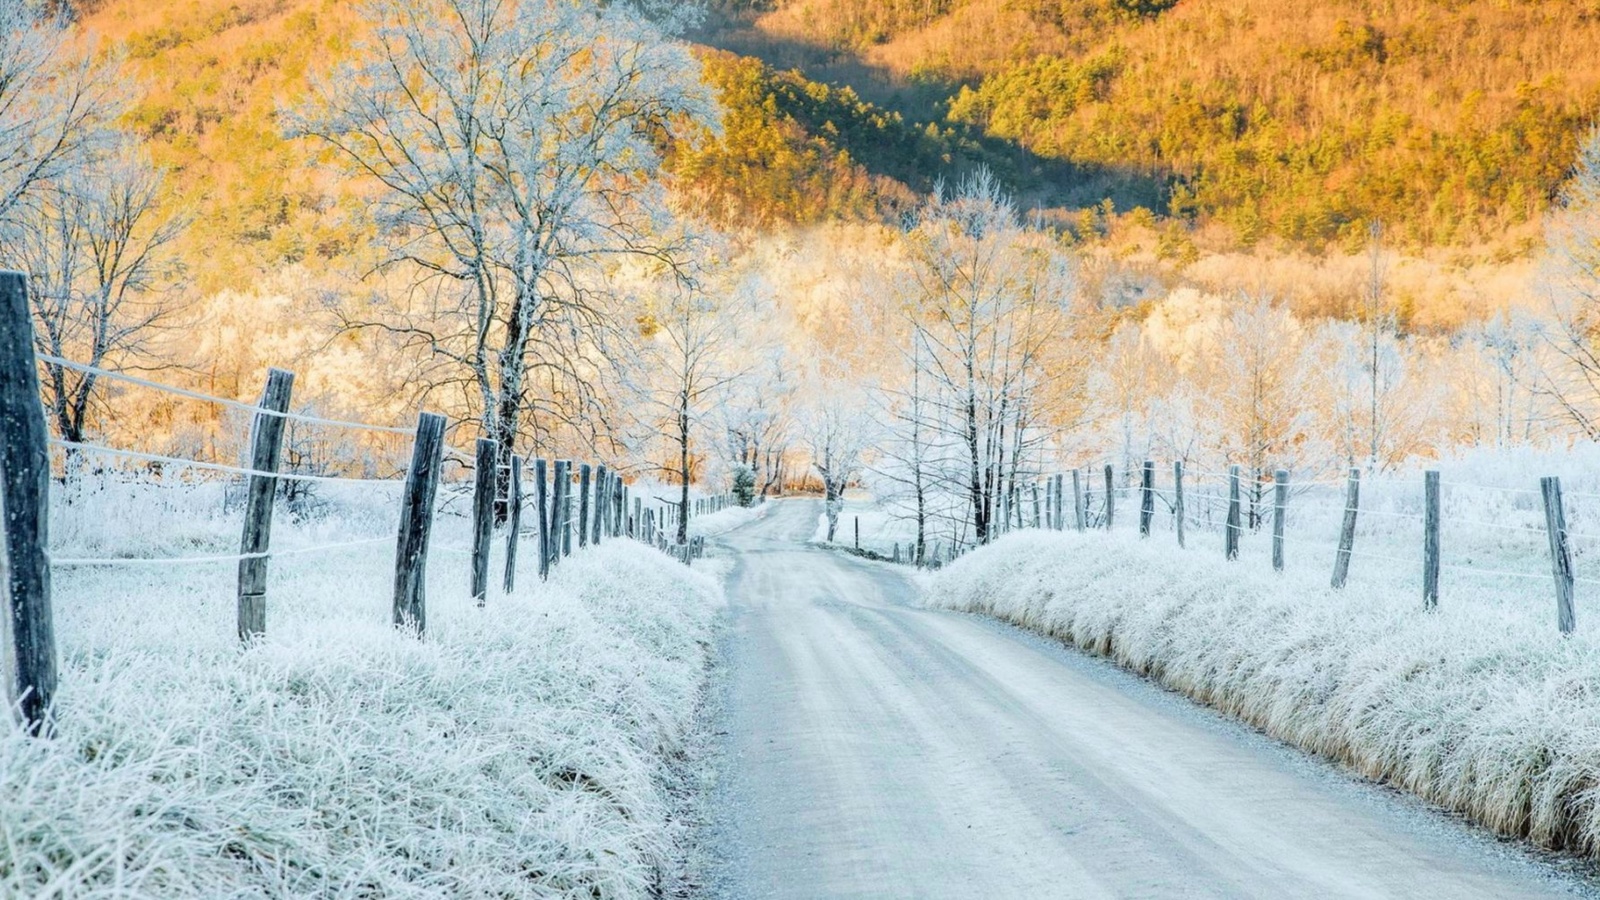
707,500,1599,899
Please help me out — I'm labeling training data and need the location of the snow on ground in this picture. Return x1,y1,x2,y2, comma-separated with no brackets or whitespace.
928,521,1600,860
2,476,722,898
688,502,766,538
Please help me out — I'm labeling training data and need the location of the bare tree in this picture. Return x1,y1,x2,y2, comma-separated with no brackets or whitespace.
1532,126,1600,439
0,2,116,224
898,169,1076,546
629,273,750,544
290,0,715,514
804,391,873,543
4,143,184,465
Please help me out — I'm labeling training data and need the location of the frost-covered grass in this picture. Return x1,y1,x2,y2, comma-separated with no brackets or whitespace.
3,477,722,898
930,526,1600,858
687,502,765,538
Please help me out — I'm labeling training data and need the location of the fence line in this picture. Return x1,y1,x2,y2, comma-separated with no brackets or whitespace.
0,270,725,737
35,353,415,435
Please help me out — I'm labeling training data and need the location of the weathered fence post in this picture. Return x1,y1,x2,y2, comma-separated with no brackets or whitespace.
562,465,574,557
1053,473,1065,531
592,465,606,545
1031,481,1042,529
394,412,446,634
535,458,551,580
1331,467,1360,589
578,463,591,548
1272,469,1288,572
0,270,56,735
1225,464,1242,561
1072,469,1085,532
1423,470,1440,610
1173,460,1186,549
1139,460,1154,537
237,367,294,643
551,460,569,564
504,456,522,593
1103,464,1115,531
470,438,496,606
633,495,642,539
1541,476,1577,635
855,516,860,550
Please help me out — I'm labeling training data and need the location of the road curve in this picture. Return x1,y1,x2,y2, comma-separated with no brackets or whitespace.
704,499,1600,899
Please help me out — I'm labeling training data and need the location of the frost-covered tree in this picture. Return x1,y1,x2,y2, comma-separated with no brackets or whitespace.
0,1,115,224
291,0,716,512
1532,126,1600,439
5,142,184,463
629,271,753,544
898,170,1077,546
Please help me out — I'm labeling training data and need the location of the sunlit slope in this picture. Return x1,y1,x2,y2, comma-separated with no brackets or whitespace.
81,0,366,293
715,0,1600,249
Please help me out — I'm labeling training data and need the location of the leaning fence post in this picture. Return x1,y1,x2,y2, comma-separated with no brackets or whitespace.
535,458,551,580
0,270,56,735
1072,469,1085,532
236,367,294,643
1331,467,1360,589
1139,460,1154,537
1272,469,1288,572
1103,464,1115,531
1225,464,1242,561
1423,470,1440,609
470,438,497,606
394,412,446,634
1173,461,1186,549
1541,476,1577,635
504,456,522,593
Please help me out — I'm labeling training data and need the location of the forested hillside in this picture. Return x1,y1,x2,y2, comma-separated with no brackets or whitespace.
700,0,1600,249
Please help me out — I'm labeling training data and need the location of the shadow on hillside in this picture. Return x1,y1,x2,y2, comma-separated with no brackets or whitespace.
689,9,1170,217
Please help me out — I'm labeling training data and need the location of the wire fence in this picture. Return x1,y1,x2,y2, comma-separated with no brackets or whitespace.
0,270,738,734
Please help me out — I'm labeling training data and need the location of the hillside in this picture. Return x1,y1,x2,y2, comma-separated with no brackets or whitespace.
73,0,1600,293
700,0,1600,250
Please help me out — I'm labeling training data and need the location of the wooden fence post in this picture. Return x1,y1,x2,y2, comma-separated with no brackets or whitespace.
578,463,591,548
592,465,606,545
504,456,522,593
1423,470,1440,609
1225,464,1242,561
470,438,496,606
562,464,574,557
0,270,56,735
551,460,569,565
1053,473,1064,531
855,516,860,550
394,412,446,634
535,458,550,580
1541,476,1578,635
1139,460,1154,537
237,367,294,643
1331,467,1360,589
633,495,642,539
1072,469,1085,532
1103,464,1115,531
1272,469,1288,572
1173,461,1186,549
1031,482,1042,529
